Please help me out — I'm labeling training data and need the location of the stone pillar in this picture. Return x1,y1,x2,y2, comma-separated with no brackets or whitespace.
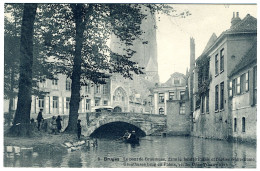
154,92,158,114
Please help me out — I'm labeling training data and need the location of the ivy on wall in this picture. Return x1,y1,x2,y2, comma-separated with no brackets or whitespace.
194,56,211,110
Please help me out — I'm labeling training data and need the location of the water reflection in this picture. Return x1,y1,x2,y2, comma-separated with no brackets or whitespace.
4,136,256,168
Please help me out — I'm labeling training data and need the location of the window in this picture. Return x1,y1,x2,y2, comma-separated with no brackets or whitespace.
103,84,109,94
253,66,257,104
38,97,44,108
220,82,224,110
241,73,247,93
232,79,236,95
85,83,90,93
86,99,91,111
180,91,185,100
159,93,164,103
206,90,209,113
245,72,249,92
201,95,205,114
169,92,174,100
215,85,219,111
66,79,71,91
236,77,241,94
234,118,237,132
220,48,224,72
95,99,100,106
215,54,219,75
53,96,58,108
180,103,185,114
52,80,58,89
229,80,233,97
66,97,70,109
159,108,164,115
103,100,108,106
52,80,58,85
242,117,245,132
95,84,101,94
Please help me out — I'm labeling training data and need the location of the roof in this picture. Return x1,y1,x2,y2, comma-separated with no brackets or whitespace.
162,72,186,87
229,42,257,77
202,33,217,54
226,14,257,33
197,14,257,61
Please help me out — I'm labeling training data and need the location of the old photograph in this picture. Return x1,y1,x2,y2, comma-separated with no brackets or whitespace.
2,2,257,168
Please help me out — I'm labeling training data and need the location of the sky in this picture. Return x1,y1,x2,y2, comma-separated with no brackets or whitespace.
156,4,257,83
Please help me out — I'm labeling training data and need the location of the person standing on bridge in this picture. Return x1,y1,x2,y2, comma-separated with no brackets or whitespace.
77,119,82,140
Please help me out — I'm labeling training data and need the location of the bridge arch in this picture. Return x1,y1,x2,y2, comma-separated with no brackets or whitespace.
85,116,150,137
90,121,146,138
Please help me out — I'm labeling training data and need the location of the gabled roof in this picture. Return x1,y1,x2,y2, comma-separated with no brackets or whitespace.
229,42,257,77
162,72,186,87
202,33,217,54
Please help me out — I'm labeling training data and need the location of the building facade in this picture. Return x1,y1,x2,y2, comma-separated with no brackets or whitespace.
228,42,257,142
153,72,187,115
189,12,257,141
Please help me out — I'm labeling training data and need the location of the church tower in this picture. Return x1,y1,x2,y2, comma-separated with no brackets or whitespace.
110,5,159,83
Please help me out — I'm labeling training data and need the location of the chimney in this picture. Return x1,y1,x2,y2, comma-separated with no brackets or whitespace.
231,12,241,27
190,37,195,71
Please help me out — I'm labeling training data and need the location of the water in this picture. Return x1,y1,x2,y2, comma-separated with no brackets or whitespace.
4,136,256,168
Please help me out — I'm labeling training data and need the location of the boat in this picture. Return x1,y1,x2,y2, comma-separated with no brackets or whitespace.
123,137,140,144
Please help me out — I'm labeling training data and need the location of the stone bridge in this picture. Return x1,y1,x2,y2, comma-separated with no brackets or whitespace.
42,112,166,137
84,112,167,136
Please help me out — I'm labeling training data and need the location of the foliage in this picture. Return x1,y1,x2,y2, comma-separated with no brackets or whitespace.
4,4,56,100
196,56,211,95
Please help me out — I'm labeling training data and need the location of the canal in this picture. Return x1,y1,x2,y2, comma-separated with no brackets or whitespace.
4,136,256,168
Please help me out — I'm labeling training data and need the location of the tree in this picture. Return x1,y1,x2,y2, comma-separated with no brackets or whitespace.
9,4,38,136
4,4,56,114
4,4,23,115
39,4,190,133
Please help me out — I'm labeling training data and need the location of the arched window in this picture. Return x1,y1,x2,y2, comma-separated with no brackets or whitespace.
159,108,164,115
242,117,246,132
